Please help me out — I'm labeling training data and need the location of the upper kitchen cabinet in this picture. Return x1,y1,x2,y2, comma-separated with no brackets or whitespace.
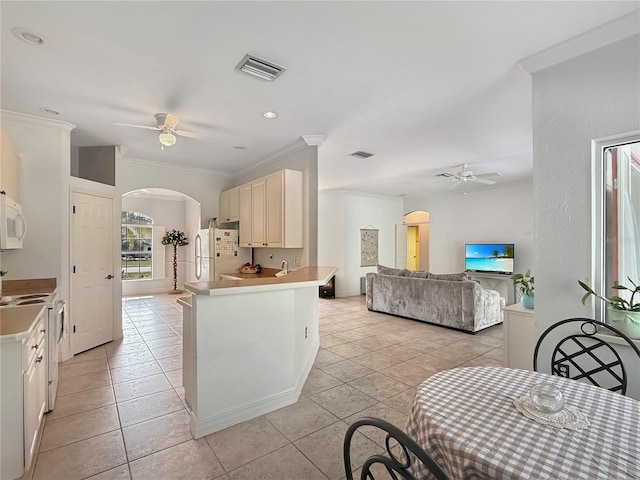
238,183,252,247
219,186,239,223
0,129,21,201
244,169,303,248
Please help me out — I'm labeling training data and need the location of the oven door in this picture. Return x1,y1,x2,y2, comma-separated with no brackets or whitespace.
0,194,27,250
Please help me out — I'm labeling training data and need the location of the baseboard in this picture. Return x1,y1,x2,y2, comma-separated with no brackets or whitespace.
190,337,319,439
336,289,361,298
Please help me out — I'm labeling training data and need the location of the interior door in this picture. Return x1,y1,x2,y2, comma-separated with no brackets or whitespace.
72,192,114,354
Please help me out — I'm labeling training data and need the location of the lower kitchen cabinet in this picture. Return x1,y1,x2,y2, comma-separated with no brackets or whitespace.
1,309,47,480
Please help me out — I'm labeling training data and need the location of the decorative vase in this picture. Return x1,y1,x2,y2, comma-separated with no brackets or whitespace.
608,308,640,340
521,293,534,309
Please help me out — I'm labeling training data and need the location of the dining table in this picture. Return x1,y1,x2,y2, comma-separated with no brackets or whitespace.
405,366,639,479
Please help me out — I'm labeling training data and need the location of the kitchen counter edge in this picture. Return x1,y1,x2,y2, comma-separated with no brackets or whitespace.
185,266,337,296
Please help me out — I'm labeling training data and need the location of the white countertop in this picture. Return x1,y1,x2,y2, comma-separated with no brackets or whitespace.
185,266,337,296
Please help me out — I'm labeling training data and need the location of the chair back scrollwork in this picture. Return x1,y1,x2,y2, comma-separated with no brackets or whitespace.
533,318,640,395
344,416,450,480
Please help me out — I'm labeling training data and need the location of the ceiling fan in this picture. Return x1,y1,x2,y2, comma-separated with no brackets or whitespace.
437,163,502,186
114,113,209,149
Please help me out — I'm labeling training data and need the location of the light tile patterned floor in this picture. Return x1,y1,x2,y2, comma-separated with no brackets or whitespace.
26,294,503,480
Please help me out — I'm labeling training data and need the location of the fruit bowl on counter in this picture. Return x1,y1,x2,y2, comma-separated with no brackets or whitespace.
239,263,261,274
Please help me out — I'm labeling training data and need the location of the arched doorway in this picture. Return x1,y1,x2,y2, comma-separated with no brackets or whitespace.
121,188,200,296
397,210,430,271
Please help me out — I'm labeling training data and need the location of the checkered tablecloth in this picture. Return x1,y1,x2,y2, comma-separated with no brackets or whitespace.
405,367,640,480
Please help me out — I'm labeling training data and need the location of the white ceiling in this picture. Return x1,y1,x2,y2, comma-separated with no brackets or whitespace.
2,1,638,197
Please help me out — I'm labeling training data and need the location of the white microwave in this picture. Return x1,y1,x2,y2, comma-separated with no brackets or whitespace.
0,193,26,250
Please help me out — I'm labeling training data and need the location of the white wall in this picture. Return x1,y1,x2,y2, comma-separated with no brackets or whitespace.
117,158,231,230
404,182,534,275
533,35,640,325
318,191,404,297
121,195,193,296
532,35,640,399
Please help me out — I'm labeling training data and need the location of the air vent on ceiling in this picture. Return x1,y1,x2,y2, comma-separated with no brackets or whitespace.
235,54,287,81
350,151,374,159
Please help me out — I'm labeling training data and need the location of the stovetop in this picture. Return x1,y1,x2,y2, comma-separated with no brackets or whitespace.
0,293,53,307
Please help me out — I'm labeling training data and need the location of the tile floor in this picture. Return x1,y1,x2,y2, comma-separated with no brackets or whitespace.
26,294,503,480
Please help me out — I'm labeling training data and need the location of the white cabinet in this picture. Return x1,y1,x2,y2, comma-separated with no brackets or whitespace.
1,129,21,201
238,184,252,247
219,187,240,223
239,169,303,248
503,303,535,370
1,310,47,479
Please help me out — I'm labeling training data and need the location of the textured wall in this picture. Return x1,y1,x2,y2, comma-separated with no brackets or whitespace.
532,35,640,328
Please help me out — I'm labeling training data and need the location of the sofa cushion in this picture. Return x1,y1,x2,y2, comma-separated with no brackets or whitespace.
429,272,469,281
405,270,429,278
377,265,406,276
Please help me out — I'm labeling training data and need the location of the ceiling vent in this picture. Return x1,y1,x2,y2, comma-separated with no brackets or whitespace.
350,151,374,159
235,54,287,81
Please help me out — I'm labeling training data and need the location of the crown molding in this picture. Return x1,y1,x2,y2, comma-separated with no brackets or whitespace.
302,135,325,146
518,10,640,74
123,191,188,202
1,109,75,131
235,138,310,177
120,156,230,177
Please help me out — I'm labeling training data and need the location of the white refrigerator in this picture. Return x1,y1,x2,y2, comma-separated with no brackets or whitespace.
194,228,251,281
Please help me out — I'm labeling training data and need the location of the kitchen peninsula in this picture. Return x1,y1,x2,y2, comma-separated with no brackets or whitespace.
181,266,337,438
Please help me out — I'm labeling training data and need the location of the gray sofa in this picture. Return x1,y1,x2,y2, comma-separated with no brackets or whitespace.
366,266,503,333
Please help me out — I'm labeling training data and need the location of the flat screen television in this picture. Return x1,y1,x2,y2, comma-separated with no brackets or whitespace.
465,243,514,275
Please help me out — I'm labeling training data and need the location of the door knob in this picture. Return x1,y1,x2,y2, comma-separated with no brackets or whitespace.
105,274,114,279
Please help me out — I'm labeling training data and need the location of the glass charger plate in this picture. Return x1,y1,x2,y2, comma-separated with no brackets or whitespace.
513,396,590,430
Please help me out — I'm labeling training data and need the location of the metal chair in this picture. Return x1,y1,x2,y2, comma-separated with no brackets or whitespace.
344,416,450,480
533,318,640,395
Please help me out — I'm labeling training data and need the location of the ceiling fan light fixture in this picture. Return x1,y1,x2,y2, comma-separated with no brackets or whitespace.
158,131,176,147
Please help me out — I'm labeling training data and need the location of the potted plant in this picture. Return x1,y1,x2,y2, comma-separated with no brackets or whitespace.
512,269,534,309
578,277,640,339
162,229,189,294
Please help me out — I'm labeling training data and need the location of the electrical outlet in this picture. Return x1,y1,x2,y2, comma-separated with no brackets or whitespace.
294,256,301,266
557,364,570,378
304,326,308,339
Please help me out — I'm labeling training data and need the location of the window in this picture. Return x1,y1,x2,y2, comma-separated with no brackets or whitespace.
121,211,154,280
593,136,640,321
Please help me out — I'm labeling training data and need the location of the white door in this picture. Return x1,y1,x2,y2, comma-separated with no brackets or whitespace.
72,192,114,354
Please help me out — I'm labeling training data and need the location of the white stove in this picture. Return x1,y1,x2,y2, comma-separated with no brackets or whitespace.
0,291,66,411
0,293,52,307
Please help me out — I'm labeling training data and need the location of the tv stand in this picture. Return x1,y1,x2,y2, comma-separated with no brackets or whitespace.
467,272,515,305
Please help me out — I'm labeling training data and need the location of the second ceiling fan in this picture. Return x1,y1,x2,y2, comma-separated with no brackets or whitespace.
437,163,502,186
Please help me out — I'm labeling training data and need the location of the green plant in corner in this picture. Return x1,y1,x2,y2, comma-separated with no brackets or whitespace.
162,229,189,293
512,269,534,296
578,277,640,312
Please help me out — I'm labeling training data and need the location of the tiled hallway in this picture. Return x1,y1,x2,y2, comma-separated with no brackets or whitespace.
28,294,503,480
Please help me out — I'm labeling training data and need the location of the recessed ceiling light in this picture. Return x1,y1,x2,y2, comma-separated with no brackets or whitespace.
262,111,278,119
12,27,46,45
39,107,59,115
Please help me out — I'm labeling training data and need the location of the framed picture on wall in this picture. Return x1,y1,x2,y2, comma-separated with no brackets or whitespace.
360,227,379,266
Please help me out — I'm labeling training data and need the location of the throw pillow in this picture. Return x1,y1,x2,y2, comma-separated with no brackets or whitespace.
429,272,469,281
405,270,429,278
377,265,406,276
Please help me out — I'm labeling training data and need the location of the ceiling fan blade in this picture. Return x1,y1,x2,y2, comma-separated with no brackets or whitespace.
114,122,160,131
174,129,214,140
155,113,181,129
475,172,502,178
473,177,496,185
